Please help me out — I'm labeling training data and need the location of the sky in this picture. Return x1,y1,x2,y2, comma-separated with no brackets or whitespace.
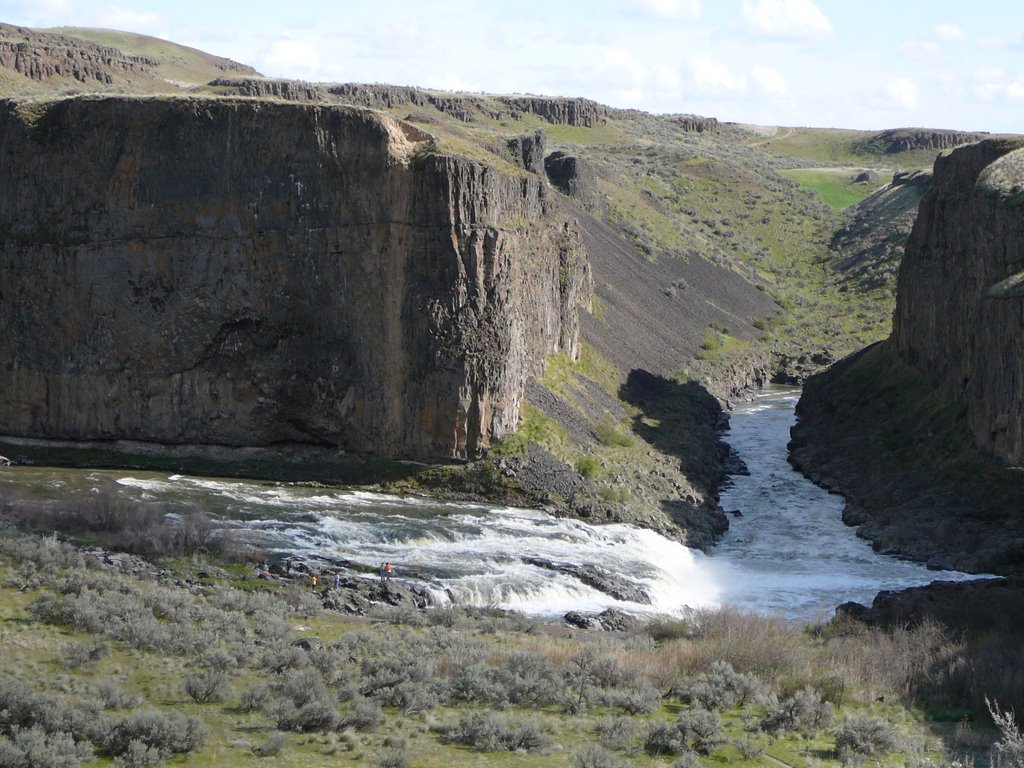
3,0,1022,132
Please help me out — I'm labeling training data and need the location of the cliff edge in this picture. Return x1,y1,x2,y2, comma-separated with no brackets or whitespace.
0,96,590,461
790,138,1024,574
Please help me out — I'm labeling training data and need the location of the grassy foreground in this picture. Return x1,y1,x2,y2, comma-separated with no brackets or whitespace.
0,529,1015,768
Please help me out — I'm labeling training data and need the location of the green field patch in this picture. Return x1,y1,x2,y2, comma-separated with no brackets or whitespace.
778,168,892,211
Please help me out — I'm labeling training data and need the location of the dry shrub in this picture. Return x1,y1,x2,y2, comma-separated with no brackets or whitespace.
690,607,806,678
0,486,248,561
825,619,955,700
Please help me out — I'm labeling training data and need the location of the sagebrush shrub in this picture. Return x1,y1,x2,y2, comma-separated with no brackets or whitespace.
447,712,548,753
644,721,683,757
113,738,164,768
338,697,382,732
762,687,834,734
594,716,638,752
988,699,1024,768
252,733,286,758
573,743,624,768
102,708,206,756
608,680,661,715
269,697,339,733
677,708,725,755
835,715,898,757
184,670,229,704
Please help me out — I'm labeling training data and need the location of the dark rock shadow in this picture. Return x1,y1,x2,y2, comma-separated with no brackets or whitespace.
619,369,729,549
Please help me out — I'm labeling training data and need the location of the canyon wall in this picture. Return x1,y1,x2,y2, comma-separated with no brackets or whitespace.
0,96,590,459
790,138,1024,573
891,138,1024,465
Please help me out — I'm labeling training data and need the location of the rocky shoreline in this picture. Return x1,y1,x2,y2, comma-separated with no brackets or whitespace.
789,344,1024,576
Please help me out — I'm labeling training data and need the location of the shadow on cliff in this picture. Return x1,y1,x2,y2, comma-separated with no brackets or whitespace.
619,369,729,548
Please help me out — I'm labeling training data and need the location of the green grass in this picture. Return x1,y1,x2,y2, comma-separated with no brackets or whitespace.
779,168,893,211
753,127,879,164
490,403,568,457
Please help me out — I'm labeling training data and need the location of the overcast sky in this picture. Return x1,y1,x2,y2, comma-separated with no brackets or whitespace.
4,0,1022,132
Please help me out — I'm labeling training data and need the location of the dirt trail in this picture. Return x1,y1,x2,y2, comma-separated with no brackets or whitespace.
749,127,795,148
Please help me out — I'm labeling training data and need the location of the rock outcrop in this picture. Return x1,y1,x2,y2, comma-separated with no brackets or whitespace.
500,129,546,174
207,77,327,102
892,138,1024,465
0,23,157,85
545,151,603,214
500,95,608,127
329,84,611,126
0,96,590,461
855,128,991,155
671,115,719,134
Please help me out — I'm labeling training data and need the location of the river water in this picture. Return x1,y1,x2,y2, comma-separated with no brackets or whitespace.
0,388,977,619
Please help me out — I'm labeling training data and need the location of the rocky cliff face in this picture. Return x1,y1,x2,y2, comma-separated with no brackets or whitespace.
207,77,327,102
0,23,157,85
326,83,611,126
856,128,992,155
892,138,1024,465
0,96,589,460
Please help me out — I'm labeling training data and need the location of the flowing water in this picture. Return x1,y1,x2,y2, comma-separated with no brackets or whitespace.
0,387,979,619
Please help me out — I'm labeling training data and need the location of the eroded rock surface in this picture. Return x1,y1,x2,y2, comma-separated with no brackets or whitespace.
892,139,1024,465
0,96,590,460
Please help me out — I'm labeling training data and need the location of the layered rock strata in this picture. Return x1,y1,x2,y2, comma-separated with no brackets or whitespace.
0,23,157,85
856,128,993,155
0,96,590,460
328,83,611,126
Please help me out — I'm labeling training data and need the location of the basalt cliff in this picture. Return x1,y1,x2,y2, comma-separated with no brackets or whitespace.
791,138,1024,574
0,96,590,461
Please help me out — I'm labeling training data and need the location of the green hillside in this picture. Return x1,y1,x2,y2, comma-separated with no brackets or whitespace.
49,27,257,84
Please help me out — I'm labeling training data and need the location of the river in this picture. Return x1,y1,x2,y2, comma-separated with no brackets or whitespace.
0,387,978,619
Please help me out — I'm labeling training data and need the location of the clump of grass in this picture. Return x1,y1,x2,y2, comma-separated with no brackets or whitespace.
575,455,600,478
596,418,635,448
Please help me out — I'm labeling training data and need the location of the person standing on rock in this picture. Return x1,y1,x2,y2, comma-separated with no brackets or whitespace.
384,562,393,582
310,573,318,592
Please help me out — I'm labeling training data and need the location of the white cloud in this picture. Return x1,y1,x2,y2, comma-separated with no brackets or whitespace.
972,67,1007,101
604,48,648,83
435,73,483,92
900,40,942,61
881,78,919,109
690,55,745,93
654,65,682,90
934,23,966,41
1008,80,1024,102
976,66,1006,81
37,0,73,12
630,0,701,21
261,39,320,78
974,82,1003,101
751,65,787,95
740,0,833,40
96,5,162,32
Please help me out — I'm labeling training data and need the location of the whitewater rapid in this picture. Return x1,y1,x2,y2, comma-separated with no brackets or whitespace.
0,387,981,619
113,472,726,616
